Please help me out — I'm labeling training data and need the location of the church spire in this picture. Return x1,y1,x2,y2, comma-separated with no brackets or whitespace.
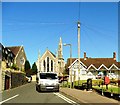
58,37,63,59
38,49,40,58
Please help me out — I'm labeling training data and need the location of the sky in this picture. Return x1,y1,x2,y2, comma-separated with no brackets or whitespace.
2,2,118,66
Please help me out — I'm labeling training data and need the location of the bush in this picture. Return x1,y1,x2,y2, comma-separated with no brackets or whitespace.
110,80,118,85
10,63,19,70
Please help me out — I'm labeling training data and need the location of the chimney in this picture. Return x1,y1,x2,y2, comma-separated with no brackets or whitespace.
84,52,87,60
113,52,116,60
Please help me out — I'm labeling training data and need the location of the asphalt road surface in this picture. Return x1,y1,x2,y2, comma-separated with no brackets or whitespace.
1,82,80,105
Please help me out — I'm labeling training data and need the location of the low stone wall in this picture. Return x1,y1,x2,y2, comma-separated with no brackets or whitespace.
11,72,27,89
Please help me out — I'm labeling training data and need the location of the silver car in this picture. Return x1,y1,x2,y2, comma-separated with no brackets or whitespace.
36,72,59,92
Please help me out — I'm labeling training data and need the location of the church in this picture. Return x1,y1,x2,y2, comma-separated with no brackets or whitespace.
36,37,65,76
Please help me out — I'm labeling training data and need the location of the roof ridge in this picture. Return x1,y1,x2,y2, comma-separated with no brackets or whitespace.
6,46,22,48
49,50,56,57
68,58,114,59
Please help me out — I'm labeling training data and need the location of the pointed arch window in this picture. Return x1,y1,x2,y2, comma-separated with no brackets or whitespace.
47,57,49,72
51,60,53,72
43,60,46,72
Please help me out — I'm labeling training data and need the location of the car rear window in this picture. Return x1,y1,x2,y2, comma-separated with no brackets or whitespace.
40,73,58,79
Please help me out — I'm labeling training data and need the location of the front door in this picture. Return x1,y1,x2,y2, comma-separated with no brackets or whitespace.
5,75,10,90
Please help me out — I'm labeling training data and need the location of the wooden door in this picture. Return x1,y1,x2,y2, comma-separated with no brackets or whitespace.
5,75,10,90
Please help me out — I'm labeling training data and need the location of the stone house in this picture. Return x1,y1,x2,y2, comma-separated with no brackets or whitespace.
6,45,27,70
1,44,27,90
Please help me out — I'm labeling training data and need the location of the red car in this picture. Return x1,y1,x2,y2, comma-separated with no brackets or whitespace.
96,74,103,79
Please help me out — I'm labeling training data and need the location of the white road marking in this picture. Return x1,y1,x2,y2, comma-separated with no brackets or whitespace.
53,93,80,105
0,94,19,104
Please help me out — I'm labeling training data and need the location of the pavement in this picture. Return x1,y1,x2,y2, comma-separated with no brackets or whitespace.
60,87,119,104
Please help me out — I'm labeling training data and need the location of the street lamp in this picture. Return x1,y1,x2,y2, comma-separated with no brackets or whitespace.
63,43,72,59
63,43,73,88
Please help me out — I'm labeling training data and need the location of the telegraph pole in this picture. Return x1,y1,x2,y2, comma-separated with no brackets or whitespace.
78,21,80,59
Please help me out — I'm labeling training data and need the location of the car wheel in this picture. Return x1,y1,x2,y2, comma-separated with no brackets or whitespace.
38,86,41,92
36,85,38,91
56,88,59,92
57,89,59,92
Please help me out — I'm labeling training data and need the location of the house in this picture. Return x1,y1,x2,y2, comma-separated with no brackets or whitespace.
36,37,65,76
1,43,15,90
1,44,27,90
66,52,120,81
1,43,15,68
6,45,27,70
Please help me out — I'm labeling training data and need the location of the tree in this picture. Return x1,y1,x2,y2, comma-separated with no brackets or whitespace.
32,62,37,74
24,60,31,74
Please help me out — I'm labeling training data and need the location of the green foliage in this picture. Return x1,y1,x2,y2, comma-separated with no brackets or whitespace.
110,79,118,85
32,62,37,74
24,60,31,73
63,68,69,76
93,85,120,94
73,79,103,86
10,63,19,70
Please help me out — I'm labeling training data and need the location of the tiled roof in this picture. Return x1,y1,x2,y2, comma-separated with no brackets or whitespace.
117,62,120,68
6,46,21,56
66,58,119,69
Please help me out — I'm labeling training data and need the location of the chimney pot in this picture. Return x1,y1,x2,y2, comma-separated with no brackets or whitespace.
84,52,87,60
113,52,116,60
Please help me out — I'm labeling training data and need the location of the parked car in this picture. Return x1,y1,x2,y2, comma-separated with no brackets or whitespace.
26,75,32,83
96,72,104,79
36,72,59,92
96,74,104,79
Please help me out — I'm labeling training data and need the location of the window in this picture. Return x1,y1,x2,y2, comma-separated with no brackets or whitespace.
20,57,25,65
43,60,46,71
47,57,49,72
40,73,57,79
51,60,53,72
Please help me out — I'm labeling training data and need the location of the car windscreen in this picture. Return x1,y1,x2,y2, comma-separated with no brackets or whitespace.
40,73,58,79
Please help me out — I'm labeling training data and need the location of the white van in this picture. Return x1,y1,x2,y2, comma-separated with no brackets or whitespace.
36,72,59,92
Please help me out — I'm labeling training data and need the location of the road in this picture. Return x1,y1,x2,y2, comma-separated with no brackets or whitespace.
1,82,80,105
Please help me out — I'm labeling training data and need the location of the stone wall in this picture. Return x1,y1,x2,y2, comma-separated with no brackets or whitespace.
11,72,27,89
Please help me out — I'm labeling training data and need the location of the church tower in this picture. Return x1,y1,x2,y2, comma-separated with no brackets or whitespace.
58,37,63,59
58,37,64,76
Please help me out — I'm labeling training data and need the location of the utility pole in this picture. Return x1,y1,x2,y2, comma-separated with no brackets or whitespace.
78,21,80,85
78,21,80,59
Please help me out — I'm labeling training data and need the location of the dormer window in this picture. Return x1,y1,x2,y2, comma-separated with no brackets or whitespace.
5,49,8,54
